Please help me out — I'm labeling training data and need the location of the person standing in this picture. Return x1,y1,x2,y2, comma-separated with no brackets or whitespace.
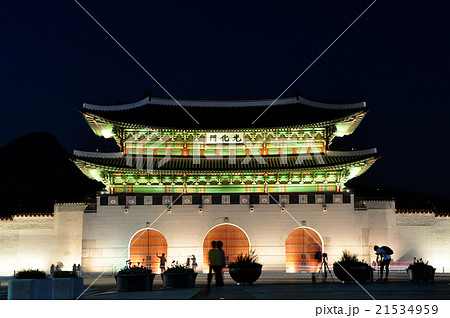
216,241,226,287
374,245,391,281
156,253,167,273
207,241,222,287
191,255,197,271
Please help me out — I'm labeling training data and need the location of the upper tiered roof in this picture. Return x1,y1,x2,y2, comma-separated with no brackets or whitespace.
74,94,377,194
82,95,368,130
73,149,378,172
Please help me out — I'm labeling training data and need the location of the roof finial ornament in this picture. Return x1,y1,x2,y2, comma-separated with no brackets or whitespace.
145,90,153,101
294,89,304,101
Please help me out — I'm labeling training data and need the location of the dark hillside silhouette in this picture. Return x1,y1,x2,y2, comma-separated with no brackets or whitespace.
0,132,103,217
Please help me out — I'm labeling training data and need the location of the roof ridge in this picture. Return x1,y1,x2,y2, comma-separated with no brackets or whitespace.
73,150,123,158
326,148,377,156
83,95,366,111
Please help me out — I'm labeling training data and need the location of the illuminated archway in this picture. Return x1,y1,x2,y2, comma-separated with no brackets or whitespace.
285,227,323,273
203,224,250,269
129,228,167,273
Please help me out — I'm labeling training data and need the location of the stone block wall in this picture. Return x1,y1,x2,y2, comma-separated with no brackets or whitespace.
0,203,85,276
82,195,378,274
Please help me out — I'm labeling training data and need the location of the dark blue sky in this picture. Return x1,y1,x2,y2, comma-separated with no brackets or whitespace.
1,1,449,198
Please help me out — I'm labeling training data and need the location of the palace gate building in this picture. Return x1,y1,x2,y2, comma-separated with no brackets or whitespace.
1,94,449,275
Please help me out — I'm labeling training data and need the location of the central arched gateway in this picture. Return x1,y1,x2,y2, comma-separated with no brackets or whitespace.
203,224,250,268
129,228,167,273
285,227,323,273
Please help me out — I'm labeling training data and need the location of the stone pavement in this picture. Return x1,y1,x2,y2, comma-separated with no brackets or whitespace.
203,281,450,300
2,273,450,300
78,273,450,300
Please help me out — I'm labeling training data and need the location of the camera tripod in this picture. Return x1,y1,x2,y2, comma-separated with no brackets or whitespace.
316,253,334,283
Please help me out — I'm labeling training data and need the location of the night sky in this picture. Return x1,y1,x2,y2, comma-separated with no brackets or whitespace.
1,1,449,199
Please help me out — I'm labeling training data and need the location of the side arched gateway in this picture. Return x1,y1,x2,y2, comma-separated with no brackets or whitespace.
129,228,167,273
285,227,323,273
203,224,250,269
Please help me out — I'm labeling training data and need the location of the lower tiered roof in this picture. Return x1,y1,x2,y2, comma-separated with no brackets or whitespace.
72,149,379,194
73,151,377,171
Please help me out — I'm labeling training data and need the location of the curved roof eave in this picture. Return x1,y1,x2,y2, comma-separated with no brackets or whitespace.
81,108,369,133
72,153,380,176
83,95,366,111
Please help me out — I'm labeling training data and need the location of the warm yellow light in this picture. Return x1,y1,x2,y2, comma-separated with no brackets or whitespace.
348,167,362,179
101,127,114,138
286,263,296,273
89,170,102,182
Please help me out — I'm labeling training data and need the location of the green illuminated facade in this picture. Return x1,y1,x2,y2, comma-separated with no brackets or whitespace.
73,95,379,194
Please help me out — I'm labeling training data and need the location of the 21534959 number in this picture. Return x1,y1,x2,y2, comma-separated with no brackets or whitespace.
376,304,438,315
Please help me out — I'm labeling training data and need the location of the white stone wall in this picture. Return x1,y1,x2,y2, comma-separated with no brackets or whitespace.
365,204,450,272
430,217,450,272
82,195,378,274
2,199,448,276
82,197,450,275
0,204,85,276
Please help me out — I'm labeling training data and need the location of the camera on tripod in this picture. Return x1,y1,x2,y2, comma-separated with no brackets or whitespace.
316,251,333,283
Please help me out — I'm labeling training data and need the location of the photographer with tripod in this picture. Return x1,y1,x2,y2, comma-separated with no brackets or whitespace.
374,245,392,281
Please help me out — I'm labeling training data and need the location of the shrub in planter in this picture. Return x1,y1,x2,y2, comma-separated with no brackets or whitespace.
115,265,155,292
15,269,47,279
228,250,263,285
333,250,373,283
52,271,84,299
53,270,78,278
116,265,153,275
406,258,436,281
8,269,52,300
161,265,197,288
165,264,195,273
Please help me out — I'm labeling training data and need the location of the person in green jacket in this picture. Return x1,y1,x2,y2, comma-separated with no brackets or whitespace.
207,241,222,287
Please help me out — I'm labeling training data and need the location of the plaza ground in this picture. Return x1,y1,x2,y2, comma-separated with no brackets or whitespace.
2,271,449,300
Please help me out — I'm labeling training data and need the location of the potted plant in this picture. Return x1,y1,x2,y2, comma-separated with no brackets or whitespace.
406,258,436,281
52,270,84,299
114,264,155,292
161,264,197,288
333,250,374,283
8,269,52,300
228,250,263,285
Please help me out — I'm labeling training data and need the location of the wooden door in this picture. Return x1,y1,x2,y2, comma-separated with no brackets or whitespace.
130,229,167,273
285,228,322,273
203,224,249,268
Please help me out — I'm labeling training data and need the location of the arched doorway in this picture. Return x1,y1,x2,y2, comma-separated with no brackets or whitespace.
203,224,250,269
285,227,323,273
129,228,167,273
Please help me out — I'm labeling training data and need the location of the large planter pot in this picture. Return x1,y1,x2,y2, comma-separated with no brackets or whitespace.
407,268,435,281
114,274,156,292
161,272,198,288
52,278,84,299
333,264,373,283
229,264,262,285
8,278,52,300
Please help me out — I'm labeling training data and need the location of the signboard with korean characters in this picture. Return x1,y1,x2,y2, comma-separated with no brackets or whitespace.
206,132,244,144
